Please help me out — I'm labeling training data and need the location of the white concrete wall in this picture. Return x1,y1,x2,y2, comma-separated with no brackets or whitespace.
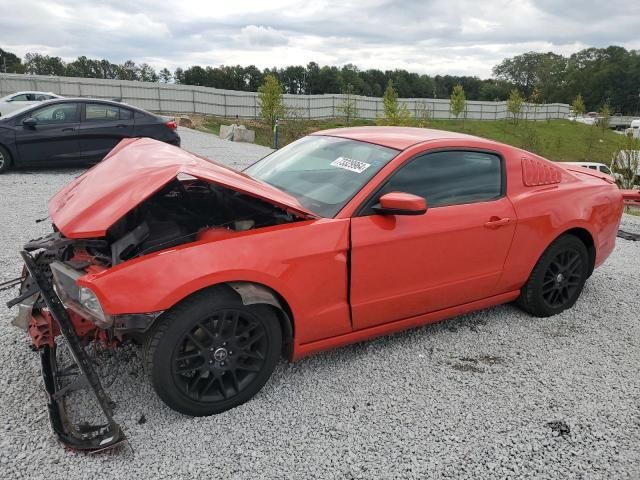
0,73,571,121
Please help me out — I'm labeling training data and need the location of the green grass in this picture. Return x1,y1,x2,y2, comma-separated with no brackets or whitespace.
200,117,627,163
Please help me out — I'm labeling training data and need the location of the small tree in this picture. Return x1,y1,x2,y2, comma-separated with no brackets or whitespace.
598,102,611,134
337,84,358,125
507,88,524,125
571,94,586,118
258,75,286,132
415,101,432,128
377,80,411,126
158,68,173,83
450,84,466,125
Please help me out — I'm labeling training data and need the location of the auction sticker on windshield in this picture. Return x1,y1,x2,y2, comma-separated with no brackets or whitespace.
330,157,371,173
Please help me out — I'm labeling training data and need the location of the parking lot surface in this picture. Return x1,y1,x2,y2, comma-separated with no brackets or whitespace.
0,129,639,479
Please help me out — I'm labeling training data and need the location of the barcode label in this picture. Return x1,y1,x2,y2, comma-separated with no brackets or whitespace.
330,157,371,173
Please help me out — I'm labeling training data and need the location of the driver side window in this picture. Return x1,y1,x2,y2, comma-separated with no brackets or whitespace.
29,103,80,124
362,150,504,214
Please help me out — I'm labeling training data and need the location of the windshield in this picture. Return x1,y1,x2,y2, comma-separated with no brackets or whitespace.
0,103,39,119
245,135,398,217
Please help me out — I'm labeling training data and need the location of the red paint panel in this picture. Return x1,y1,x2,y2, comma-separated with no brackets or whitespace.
79,219,352,345
350,198,517,330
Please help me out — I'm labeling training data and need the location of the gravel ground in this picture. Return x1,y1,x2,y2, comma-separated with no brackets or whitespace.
1,129,639,479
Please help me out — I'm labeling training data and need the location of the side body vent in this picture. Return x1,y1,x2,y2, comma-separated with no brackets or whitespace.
521,157,562,187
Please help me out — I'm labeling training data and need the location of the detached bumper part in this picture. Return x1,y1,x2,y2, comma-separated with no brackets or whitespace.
20,251,126,451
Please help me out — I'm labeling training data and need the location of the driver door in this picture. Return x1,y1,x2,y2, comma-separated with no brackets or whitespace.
349,150,517,330
15,103,81,165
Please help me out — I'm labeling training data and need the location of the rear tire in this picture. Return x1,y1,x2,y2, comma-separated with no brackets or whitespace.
0,145,12,173
145,289,282,416
517,235,589,317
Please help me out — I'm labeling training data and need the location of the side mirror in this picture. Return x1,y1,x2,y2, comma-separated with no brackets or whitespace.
22,117,37,128
373,192,427,216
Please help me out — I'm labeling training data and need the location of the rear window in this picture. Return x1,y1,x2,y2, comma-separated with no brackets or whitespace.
86,103,119,121
120,108,133,120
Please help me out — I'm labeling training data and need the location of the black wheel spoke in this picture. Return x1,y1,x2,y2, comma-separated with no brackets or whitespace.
216,377,228,399
175,364,201,374
186,333,207,351
237,363,261,373
229,370,240,393
227,312,239,339
199,375,218,399
176,351,202,363
242,350,264,361
197,322,217,341
243,328,265,348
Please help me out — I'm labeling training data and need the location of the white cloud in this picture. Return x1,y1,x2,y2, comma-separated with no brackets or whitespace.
0,0,638,77
237,25,289,47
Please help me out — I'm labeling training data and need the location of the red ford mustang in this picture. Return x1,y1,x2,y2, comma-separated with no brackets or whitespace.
8,127,623,450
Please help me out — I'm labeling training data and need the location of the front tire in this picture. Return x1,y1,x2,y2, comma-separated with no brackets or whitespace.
0,145,12,173
145,290,282,416
517,235,589,317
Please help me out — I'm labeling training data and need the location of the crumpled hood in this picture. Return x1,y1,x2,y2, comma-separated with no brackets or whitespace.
49,137,317,238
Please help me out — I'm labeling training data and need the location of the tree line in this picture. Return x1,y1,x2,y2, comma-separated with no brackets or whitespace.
2,45,639,114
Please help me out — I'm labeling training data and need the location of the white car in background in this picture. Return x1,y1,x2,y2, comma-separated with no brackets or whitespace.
558,162,613,177
0,91,63,117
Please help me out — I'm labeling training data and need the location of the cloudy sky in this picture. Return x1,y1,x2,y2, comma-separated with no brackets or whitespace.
0,0,638,78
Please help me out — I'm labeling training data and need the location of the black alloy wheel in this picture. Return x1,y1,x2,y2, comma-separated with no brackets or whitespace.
540,249,584,309
517,234,589,317
145,289,282,416
172,308,269,403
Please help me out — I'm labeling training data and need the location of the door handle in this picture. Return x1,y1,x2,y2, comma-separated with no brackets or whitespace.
62,127,76,132
116,124,127,128
484,217,511,229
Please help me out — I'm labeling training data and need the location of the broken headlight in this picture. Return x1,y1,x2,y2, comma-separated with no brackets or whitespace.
50,261,112,328
78,287,108,325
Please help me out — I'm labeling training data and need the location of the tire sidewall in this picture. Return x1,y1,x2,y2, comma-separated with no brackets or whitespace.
0,145,11,173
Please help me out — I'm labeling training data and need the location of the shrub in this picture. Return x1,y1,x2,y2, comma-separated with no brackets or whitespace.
258,75,285,131
377,80,411,126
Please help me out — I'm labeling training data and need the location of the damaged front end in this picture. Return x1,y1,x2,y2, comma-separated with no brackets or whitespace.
17,250,126,451
7,151,311,451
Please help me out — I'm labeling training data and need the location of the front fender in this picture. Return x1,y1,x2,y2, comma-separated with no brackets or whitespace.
79,218,353,344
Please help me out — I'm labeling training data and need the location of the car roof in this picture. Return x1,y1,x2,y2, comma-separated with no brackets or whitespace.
28,97,151,113
312,126,487,150
10,91,57,95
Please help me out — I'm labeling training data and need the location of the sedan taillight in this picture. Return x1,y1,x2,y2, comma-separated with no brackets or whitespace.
165,120,177,130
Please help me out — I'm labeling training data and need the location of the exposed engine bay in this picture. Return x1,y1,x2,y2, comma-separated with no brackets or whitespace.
84,175,301,267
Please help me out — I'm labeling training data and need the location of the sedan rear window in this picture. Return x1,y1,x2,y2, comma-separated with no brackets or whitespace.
246,135,398,217
86,104,120,121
